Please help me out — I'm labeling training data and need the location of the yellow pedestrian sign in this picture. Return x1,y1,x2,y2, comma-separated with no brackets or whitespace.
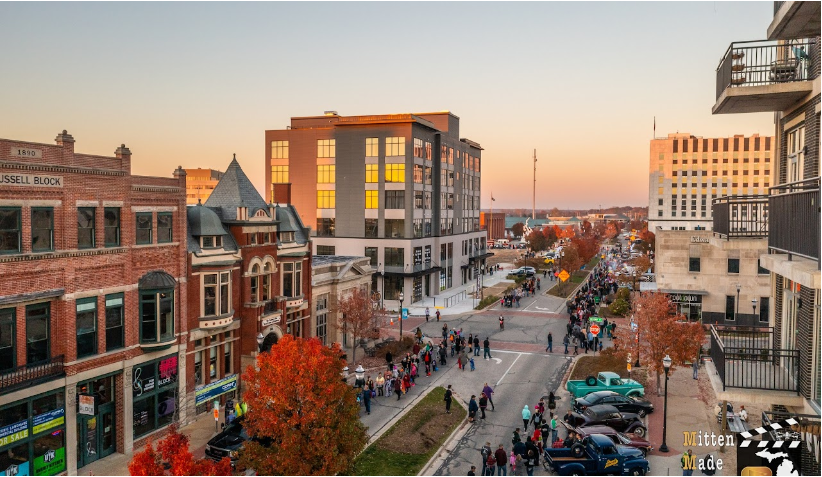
558,270,570,282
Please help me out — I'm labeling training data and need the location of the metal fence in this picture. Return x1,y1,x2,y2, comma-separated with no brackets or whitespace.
769,176,820,261
1,355,65,394
710,325,798,393
712,195,769,238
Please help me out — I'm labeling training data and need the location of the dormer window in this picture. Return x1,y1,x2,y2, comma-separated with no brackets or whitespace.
280,232,294,243
201,236,223,249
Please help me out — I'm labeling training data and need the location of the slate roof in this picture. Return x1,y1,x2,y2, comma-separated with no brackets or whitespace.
185,204,239,254
204,155,271,221
275,204,309,245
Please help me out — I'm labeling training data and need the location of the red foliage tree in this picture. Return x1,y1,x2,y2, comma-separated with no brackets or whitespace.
542,224,559,245
238,335,367,475
526,228,549,251
604,222,620,240
512,222,526,238
580,220,593,237
612,292,704,395
335,286,381,363
128,424,232,476
638,229,656,249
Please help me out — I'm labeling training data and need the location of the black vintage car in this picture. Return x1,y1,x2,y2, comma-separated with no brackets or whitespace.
205,418,248,467
568,404,647,438
574,390,655,417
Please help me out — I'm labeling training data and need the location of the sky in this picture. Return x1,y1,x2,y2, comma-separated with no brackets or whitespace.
0,1,776,209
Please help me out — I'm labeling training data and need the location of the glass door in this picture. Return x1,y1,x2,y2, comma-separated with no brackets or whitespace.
79,416,99,466
99,403,115,458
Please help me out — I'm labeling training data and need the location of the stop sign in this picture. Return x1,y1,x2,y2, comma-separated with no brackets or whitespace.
590,324,601,336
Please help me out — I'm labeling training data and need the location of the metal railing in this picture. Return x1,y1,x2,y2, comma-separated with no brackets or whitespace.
712,195,769,238
1,355,65,394
710,325,798,393
716,38,817,99
441,290,467,308
769,176,820,261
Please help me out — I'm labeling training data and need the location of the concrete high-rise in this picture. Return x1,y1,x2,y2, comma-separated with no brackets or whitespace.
264,111,489,307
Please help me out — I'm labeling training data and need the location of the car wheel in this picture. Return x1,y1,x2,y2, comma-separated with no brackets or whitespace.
633,426,647,438
630,467,645,476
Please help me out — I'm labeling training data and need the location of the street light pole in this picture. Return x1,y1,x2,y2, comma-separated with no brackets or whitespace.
752,298,758,320
660,354,672,453
399,292,405,340
736,283,741,321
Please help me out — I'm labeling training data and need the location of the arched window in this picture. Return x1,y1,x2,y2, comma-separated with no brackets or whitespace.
250,264,260,303
262,263,272,301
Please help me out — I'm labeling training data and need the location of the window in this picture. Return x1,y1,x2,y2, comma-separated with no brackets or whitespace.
413,218,423,237
201,235,223,249
658,199,663,206
0,308,14,372
366,137,379,157
78,207,96,249
385,219,404,238
224,339,233,375
31,207,53,252
105,293,124,351
317,245,335,255
365,218,378,238
385,247,404,267
727,258,740,274
157,212,173,243
317,190,336,209
413,164,423,184
282,262,302,297
689,257,701,272
413,138,424,157
316,313,327,346
317,218,335,237
725,295,736,321
317,165,335,183
365,247,378,266
757,259,768,274
317,139,335,158
385,191,405,209
759,297,769,323
132,356,178,438
76,298,97,359
271,165,289,183
140,290,174,344
424,166,432,185
0,207,21,254
365,190,379,209
136,212,153,245
262,264,271,301
26,303,50,364
386,137,405,156
271,140,289,159
250,264,259,302
385,164,405,183
365,164,378,183
104,207,120,247
658,210,663,217
414,191,424,209
210,346,218,379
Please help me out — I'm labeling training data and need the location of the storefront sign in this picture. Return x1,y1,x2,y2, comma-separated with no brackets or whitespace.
670,293,703,303
33,447,65,476
195,374,238,406
78,395,95,416
158,356,178,388
9,147,42,159
690,236,709,243
0,420,28,448
32,409,65,435
0,173,62,188
1,461,29,476
262,316,280,326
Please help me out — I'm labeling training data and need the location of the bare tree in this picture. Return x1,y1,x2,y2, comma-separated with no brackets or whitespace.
334,287,381,363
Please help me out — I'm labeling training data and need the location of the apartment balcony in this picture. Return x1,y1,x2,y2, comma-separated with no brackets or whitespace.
713,38,817,114
712,195,769,239
382,262,442,277
768,177,820,262
710,326,798,393
768,1,821,41
1,355,65,395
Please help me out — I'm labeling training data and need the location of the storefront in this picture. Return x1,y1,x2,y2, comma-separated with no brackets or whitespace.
132,355,179,440
194,374,238,415
0,390,67,476
76,373,119,469
668,291,705,322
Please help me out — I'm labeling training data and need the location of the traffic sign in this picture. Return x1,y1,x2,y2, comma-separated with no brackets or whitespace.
590,324,601,336
589,317,603,323
558,270,570,282
627,363,632,372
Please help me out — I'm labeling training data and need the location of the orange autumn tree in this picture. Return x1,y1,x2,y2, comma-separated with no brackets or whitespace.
128,424,231,476
612,292,704,395
238,335,367,475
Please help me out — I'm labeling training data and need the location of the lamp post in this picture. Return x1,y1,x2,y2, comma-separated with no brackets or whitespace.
736,283,741,321
399,292,405,339
256,332,265,352
659,354,673,453
752,298,758,321
379,263,384,311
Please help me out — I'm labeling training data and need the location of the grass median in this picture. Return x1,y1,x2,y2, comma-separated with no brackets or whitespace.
350,386,466,476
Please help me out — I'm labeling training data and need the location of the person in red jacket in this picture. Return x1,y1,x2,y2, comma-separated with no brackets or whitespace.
494,444,508,476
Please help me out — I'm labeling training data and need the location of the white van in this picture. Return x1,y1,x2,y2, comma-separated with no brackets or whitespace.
494,239,509,248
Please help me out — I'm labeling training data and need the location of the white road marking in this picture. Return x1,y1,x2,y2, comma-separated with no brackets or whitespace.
491,357,502,364
496,352,522,386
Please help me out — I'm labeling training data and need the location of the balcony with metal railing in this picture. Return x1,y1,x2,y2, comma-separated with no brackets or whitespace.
710,326,798,393
768,1,821,41
1,355,65,395
713,38,817,114
768,176,820,262
712,195,769,239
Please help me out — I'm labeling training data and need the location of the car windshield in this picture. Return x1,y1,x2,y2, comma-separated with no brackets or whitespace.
616,433,631,445
224,421,249,439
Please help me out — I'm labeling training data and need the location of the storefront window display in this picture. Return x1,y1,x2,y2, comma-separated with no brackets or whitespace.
0,391,66,476
132,355,178,439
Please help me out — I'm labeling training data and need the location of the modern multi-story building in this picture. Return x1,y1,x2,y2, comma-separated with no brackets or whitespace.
0,131,188,475
264,111,490,307
648,132,775,231
184,168,224,205
709,3,820,469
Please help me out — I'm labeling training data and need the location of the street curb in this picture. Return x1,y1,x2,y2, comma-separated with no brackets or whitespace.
363,380,442,448
418,405,470,476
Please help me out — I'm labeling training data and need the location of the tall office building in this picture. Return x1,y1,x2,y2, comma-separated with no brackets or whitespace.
265,111,489,306
184,168,224,205
648,133,774,231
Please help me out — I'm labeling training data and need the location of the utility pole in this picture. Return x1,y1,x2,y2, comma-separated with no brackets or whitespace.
489,193,495,242
531,149,537,220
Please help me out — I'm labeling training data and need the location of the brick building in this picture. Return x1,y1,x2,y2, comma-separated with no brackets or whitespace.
0,131,188,475
184,157,312,423
479,211,505,244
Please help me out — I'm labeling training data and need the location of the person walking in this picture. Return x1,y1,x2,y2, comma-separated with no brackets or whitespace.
681,449,695,476
546,332,553,353
512,428,522,447
563,410,574,434
362,384,372,415
550,413,558,443
426,307,430,322
474,336,481,356
468,395,478,423
442,323,448,341
499,316,505,330
436,309,441,322
494,444,508,476
479,392,488,419
468,465,477,476
483,337,492,360
460,349,469,372
482,382,495,411
444,384,453,414
480,442,493,476
521,405,531,432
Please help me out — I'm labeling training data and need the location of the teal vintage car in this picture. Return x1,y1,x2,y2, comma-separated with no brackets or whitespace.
567,371,645,399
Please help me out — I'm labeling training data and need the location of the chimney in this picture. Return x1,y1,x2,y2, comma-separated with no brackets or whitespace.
272,183,292,205
173,165,186,188
115,143,132,173
55,130,75,154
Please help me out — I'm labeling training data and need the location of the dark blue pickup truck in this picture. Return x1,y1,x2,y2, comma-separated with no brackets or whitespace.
542,434,650,476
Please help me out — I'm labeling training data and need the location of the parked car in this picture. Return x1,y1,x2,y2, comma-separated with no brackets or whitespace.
205,418,248,466
573,425,654,457
510,266,536,277
542,434,649,476
568,404,647,437
573,390,654,417
566,372,645,399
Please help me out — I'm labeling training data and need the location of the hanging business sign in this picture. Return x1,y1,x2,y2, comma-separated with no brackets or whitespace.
78,395,95,416
195,374,238,406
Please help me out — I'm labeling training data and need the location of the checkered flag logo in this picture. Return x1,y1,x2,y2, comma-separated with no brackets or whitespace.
739,418,801,449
